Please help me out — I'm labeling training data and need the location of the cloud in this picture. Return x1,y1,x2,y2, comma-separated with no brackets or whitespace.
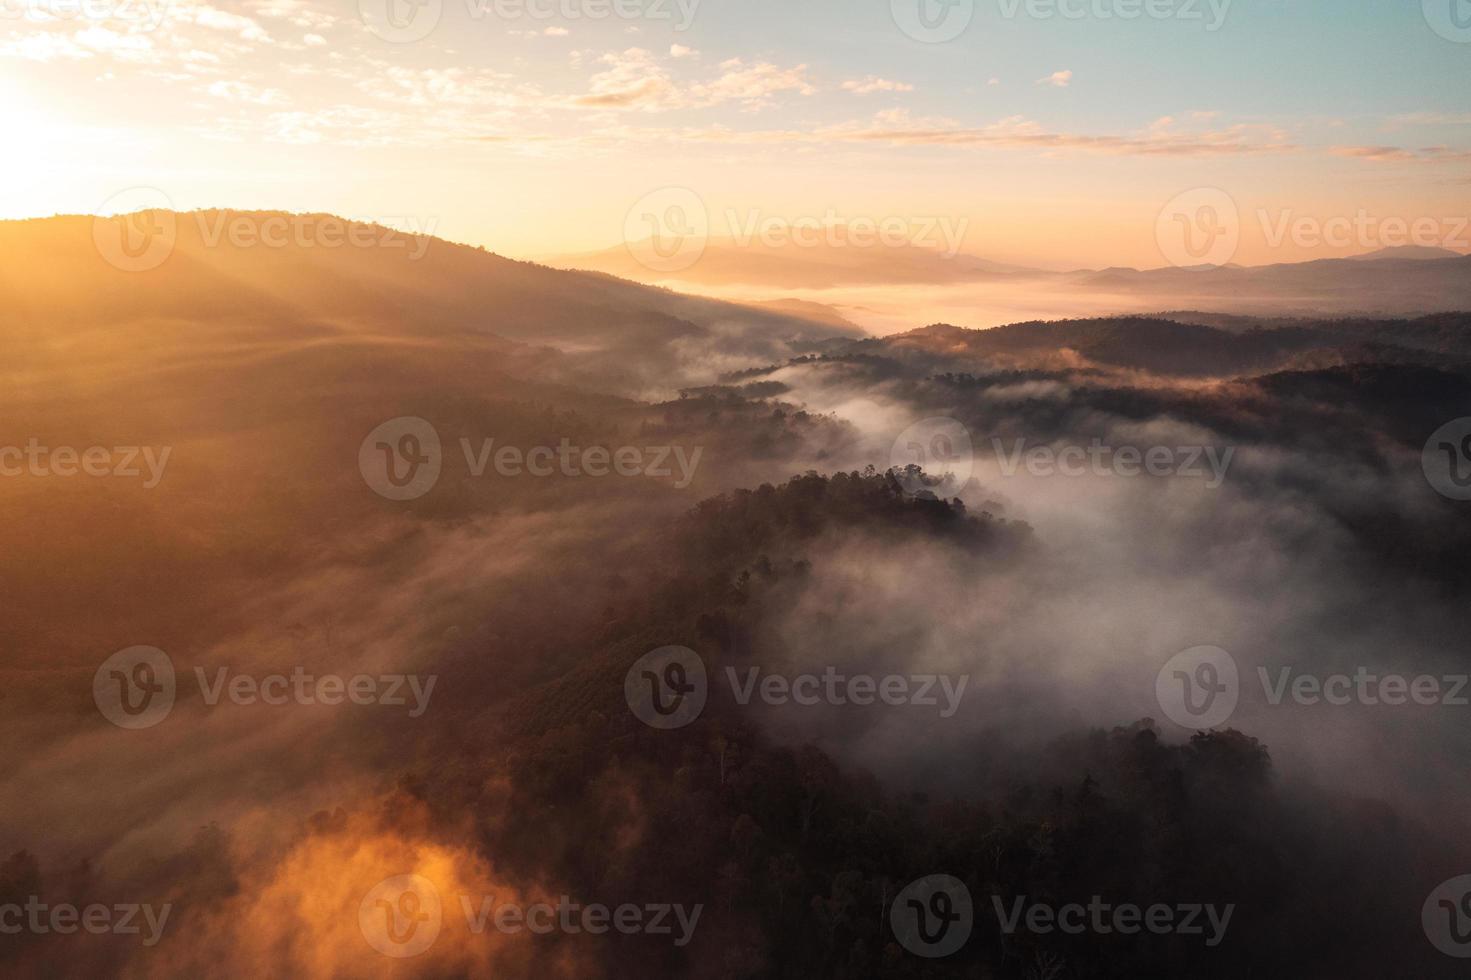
620,109,1299,159
572,49,813,112
690,57,815,110
669,43,697,58
1331,144,1471,163
206,80,289,105
248,0,337,30
1387,111,1471,127
842,76,916,95
1037,69,1073,88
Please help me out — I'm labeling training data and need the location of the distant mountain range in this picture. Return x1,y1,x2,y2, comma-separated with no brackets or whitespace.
1069,252,1471,315
545,237,1037,289
549,237,1467,283
1344,245,1465,261
844,312,1471,379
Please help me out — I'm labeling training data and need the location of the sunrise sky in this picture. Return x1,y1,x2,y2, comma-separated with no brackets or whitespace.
3,0,1469,268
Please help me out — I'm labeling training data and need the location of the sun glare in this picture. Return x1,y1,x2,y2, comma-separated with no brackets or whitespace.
0,77,74,218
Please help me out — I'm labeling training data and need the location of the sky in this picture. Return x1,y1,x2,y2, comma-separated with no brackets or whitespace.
2,0,1469,268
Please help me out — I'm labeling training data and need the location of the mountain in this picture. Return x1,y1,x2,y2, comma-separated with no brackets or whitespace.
1067,253,1471,315
7,210,1471,979
746,298,865,331
1346,245,1466,261
0,211,863,399
835,312,1471,378
546,234,1471,323
544,237,1041,288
